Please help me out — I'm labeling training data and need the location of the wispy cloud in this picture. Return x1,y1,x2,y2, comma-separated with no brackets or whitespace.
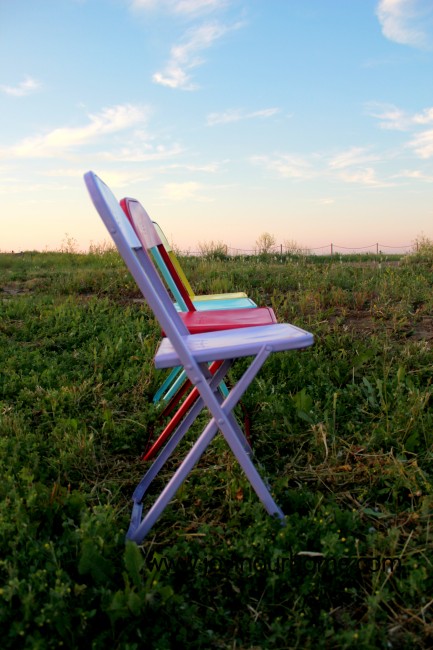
365,102,410,130
339,167,392,187
409,129,433,158
317,198,335,205
367,101,433,158
329,147,381,169
251,148,395,187
132,0,242,89
375,0,433,48
207,107,279,126
0,104,149,159
0,76,42,97
328,147,394,186
250,154,314,180
130,0,227,15
413,107,433,125
153,21,242,89
367,102,433,129
102,141,184,163
161,161,225,172
162,181,212,201
392,168,433,181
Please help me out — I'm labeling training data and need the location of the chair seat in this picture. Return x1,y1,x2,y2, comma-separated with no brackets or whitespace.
155,323,314,368
174,306,277,335
175,296,256,311
193,292,248,301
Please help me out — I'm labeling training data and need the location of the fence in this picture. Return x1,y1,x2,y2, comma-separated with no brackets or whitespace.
179,242,415,257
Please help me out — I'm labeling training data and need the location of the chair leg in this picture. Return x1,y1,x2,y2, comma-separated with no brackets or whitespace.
127,407,283,543
194,346,284,518
127,347,284,543
158,367,188,403
152,366,183,403
127,414,219,542
132,394,207,507
143,361,225,460
132,361,234,504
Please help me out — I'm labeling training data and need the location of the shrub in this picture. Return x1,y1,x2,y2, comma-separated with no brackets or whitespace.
197,240,229,260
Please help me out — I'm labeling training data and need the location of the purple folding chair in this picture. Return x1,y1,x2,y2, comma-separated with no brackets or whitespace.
84,171,314,543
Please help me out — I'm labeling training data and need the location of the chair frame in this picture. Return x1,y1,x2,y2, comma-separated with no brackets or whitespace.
84,171,314,543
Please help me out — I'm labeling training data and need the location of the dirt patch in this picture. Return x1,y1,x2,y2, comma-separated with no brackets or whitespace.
339,310,433,343
1,284,28,295
409,316,433,342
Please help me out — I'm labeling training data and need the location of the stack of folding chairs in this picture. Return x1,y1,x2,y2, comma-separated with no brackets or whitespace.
84,172,314,543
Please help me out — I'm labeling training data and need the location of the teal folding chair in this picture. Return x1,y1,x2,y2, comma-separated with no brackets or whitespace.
120,199,256,312
151,220,255,309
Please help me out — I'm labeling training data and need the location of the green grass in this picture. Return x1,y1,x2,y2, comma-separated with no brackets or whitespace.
1,250,433,649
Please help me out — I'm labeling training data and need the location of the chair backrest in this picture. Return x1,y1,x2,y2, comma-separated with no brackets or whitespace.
83,172,193,355
152,221,196,298
120,198,195,312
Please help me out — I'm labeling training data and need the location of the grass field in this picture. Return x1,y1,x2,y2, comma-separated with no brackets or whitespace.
1,248,432,649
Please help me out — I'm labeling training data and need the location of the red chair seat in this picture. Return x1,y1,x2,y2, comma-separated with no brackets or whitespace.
171,306,277,334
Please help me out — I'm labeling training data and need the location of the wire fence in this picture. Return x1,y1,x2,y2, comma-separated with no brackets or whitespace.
178,242,415,257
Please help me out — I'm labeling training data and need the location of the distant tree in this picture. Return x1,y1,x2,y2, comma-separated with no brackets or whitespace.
255,232,276,254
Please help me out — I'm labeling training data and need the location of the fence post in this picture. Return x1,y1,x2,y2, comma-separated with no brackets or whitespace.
331,243,333,256
376,243,379,255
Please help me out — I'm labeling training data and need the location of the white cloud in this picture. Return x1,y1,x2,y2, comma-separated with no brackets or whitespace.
103,141,184,163
329,147,381,169
207,107,279,125
365,102,411,130
0,76,41,97
366,101,433,130
251,154,313,180
376,0,433,48
413,107,433,125
153,20,243,89
0,104,149,159
409,129,433,158
367,101,433,130
174,0,227,14
367,101,433,158
130,0,226,15
393,168,433,181
318,198,335,205
162,181,211,201
134,0,242,89
251,148,397,186
162,161,224,172
339,167,392,187
153,66,194,90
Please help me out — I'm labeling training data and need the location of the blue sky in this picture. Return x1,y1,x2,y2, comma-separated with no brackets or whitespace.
1,0,433,253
